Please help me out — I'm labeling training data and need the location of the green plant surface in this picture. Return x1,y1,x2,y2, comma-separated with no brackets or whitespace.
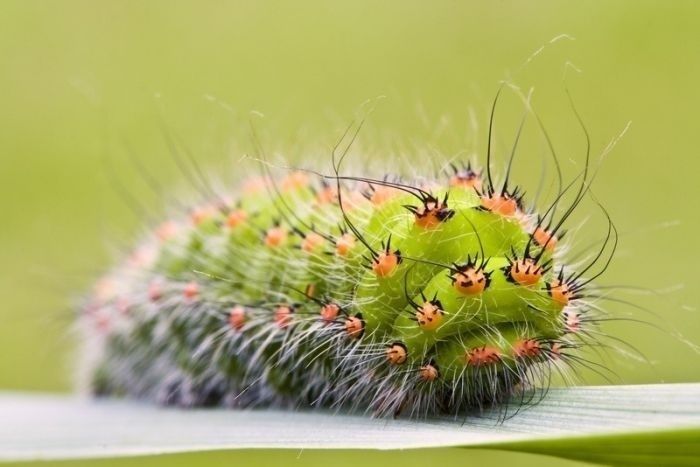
2,384,698,466
2,449,592,467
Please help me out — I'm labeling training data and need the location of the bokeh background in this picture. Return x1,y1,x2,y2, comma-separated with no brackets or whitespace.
1,1,699,466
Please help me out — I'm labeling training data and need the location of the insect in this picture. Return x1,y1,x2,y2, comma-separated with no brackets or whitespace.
80,91,619,418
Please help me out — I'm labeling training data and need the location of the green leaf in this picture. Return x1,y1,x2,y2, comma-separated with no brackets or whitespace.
1,383,698,466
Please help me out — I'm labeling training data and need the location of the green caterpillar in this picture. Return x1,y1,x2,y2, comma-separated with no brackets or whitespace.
81,115,610,417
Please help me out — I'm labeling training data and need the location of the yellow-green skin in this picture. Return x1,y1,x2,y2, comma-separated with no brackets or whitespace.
355,187,562,384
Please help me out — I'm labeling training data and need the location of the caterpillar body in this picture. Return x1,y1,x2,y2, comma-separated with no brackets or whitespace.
81,113,611,418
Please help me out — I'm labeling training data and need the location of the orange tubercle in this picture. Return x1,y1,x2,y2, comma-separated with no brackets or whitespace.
416,302,444,331
301,232,325,253
550,342,563,359
344,315,364,338
372,251,400,278
451,174,482,191
229,305,246,331
274,305,294,329
507,257,543,286
148,281,163,302
563,309,581,333
453,267,489,295
547,279,571,306
281,171,310,191
533,227,557,252
183,281,199,300
412,199,454,229
513,339,541,359
370,185,398,205
386,342,408,365
481,193,518,217
320,303,340,322
264,226,288,247
226,209,248,229
419,363,439,382
415,212,442,229
316,186,338,204
191,205,217,226
466,346,501,366
335,233,356,257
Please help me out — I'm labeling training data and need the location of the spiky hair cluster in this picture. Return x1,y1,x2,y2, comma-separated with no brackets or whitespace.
81,129,616,418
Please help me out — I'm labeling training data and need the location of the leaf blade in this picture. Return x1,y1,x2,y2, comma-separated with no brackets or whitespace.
482,428,700,467
1,383,698,465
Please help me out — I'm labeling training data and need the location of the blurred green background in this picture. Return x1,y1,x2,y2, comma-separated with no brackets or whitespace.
1,1,699,466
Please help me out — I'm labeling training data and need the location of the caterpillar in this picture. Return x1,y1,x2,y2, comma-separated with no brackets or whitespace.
80,94,618,418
